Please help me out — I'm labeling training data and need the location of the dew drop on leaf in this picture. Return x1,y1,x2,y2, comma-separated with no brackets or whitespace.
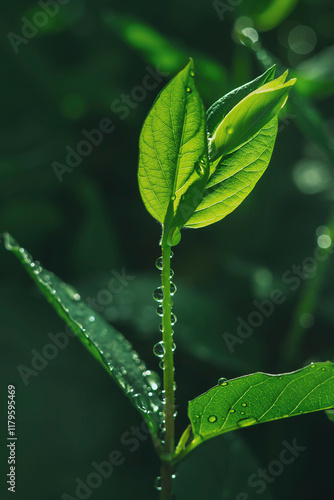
159,323,164,333
240,411,245,415
229,409,236,414
159,360,165,370
241,403,247,407
237,416,257,427
190,70,195,77
143,370,161,391
208,415,218,423
153,341,165,358
171,194,176,201
153,287,164,302
170,283,177,295
170,268,174,278
218,377,227,385
186,86,192,93
321,367,326,371
226,125,233,135
221,381,228,387
133,393,150,414
171,342,176,352
88,316,95,323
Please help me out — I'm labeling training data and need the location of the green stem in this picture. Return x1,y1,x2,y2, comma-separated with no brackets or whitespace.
160,243,175,498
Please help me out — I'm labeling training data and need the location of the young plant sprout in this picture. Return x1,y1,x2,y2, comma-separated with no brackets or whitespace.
4,60,334,500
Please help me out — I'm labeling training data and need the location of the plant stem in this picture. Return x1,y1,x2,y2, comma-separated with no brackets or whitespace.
160,243,175,498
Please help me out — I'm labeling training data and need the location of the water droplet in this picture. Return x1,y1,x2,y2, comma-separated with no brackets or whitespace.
173,410,178,417
170,282,177,295
159,323,164,333
241,403,247,407
229,409,236,414
159,390,166,403
171,313,177,325
170,268,174,278
237,416,257,428
43,274,50,282
310,363,316,368
208,415,217,423
218,377,227,385
190,70,195,77
240,411,245,416
321,367,326,371
133,394,150,414
143,370,161,391
278,376,283,380
156,305,163,317
155,257,163,270
221,381,228,387
171,473,177,481
158,426,165,443
51,289,56,295
154,476,162,491
226,125,233,135
186,86,191,93
153,341,165,358
153,287,164,302
88,316,95,323
159,360,165,370
171,342,176,352
171,194,176,201
73,293,81,301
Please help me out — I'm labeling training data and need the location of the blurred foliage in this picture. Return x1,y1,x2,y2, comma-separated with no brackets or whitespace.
1,0,334,499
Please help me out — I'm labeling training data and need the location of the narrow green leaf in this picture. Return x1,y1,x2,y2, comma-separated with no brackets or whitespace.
188,362,334,449
4,233,163,432
138,59,209,233
185,117,277,228
209,71,296,160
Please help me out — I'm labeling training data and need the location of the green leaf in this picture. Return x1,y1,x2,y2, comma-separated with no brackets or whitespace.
4,233,164,433
188,362,334,449
208,70,296,160
185,117,277,228
206,65,276,136
138,60,209,235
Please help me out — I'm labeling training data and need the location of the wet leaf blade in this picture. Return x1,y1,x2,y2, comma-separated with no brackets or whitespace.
4,233,163,431
188,362,334,447
138,59,209,228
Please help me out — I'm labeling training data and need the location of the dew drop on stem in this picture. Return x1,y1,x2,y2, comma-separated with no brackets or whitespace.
153,287,164,302
153,341,165,358
156,305,163,317
155,257,163,270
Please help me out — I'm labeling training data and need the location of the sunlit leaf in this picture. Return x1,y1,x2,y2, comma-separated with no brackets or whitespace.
138,60,209,240
208,71,296,160
4,233,163,433
188,362,334,449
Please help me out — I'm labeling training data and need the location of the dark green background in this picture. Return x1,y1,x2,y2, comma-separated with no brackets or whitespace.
1,0,334,499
